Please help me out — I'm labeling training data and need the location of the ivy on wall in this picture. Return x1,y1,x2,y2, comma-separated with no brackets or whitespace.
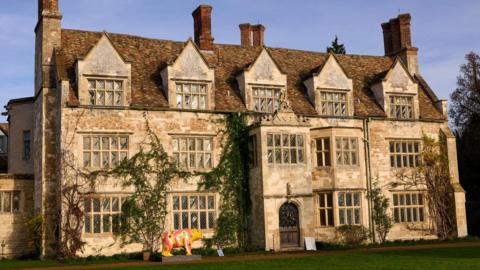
198,113,250,249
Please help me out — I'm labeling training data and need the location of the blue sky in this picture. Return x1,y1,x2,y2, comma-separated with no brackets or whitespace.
0,0,479,121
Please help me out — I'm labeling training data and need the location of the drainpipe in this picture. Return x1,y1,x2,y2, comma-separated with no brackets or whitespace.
363,118,375,243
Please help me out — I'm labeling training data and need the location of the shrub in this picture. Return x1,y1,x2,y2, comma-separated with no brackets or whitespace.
336,225,368,245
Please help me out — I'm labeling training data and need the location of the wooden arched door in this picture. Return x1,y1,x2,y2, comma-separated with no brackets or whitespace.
279,202,299,247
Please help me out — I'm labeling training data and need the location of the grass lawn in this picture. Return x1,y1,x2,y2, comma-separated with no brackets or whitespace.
105,246,480,270
1,246,480,270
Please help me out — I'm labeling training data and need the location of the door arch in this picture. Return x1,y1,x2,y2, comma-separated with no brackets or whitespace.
279,202,300,248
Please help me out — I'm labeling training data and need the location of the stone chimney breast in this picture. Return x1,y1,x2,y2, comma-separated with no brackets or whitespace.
239,23,265,47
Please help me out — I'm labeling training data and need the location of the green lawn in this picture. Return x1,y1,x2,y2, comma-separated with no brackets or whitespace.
2,246,480,270
107,246,480,270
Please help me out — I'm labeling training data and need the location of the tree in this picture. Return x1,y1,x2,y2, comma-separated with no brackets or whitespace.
367,181,393,243
393,135,456,239
450,51,480,235
104,116,190,254
197,113,250,249
327,35,346,54
449,52,480,130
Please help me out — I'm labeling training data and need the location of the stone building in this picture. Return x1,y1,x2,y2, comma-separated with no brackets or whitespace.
0,0,467,258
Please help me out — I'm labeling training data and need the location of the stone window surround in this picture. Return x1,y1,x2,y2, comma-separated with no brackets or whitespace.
266,132,306,165
79,74,130,108
316,192,334,227
175,82,208,110
314,189,365,228
82,134,129,169
87,78,125,107
168,78,214,111
311,127,363,170
318,89,349,117
389,139,421,168
392,191,426,224
171,135,214,171
335,137,359,166
245,83,286,113
0,190,21,214
83,194,128,236
22,130,31,160
171,192,217,232
315,137,331,167
338,191,362,225
388,94,415,119
251,86,282,113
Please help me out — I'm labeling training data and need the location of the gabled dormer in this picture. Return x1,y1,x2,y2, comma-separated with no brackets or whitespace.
303,54,354,117
160,39,215,110
236,48,287,113
76,33,132,107
371,59,420,120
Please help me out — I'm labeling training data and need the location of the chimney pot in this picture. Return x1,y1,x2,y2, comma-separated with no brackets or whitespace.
192,5,214,51
252,24,265,47
239,23,252,47
38,0,61,18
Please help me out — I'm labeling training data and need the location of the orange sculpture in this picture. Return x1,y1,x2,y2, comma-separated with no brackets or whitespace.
162,229,203,256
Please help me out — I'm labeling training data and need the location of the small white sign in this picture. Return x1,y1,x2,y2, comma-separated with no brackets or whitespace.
217,249,224,257
304,237,317,251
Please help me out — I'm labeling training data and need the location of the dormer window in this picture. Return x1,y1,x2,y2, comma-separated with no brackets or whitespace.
390,95,414,119
303,55,354,117
252,87,282,113
161,40,215,111
87,79,124,106
320,90,348,116
175,83,208,110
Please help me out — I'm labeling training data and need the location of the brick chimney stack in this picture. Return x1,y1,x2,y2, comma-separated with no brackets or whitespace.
38,0,61,18
239,23,252,47
192,5,214,51
239,23,265,47
381,13,419,75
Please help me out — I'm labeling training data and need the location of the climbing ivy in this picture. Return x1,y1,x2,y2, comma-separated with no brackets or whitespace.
197,113,250,249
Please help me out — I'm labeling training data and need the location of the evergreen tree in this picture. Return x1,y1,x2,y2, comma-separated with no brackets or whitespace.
326,35,346,54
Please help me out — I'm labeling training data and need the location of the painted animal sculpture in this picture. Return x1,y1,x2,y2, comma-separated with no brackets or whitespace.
162,229,203,256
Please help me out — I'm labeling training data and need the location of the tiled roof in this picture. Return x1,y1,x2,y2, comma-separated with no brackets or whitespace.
58,29,444,120
0,123,8,136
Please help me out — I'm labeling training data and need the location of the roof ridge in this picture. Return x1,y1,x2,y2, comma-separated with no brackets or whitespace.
61,28,391,60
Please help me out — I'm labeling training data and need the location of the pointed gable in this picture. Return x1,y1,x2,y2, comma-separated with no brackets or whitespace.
168,39,213,80
76,33,132,106
77,33,131,77
160,39,216,110
314,54,352,90
236,48,287,112
303,54,354,116
248,49,285,82
370,58,420,118
384,60,416,90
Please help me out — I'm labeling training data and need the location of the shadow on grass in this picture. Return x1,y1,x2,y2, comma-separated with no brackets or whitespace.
376,246,480,259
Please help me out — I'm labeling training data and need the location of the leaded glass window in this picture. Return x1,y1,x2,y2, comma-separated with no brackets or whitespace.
84,195,125,234
392,192,425,223
390,141,420,168
172,194,216,230
338,192,361,225
172,137,213,169
83,135,128,169
316,138,331,167
390,95,413,119
320,91,347,116
252,87,282,113
176,83,207,110
335,137,358,166
266,133,305,165
88,79,124,106
0,191,21,213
